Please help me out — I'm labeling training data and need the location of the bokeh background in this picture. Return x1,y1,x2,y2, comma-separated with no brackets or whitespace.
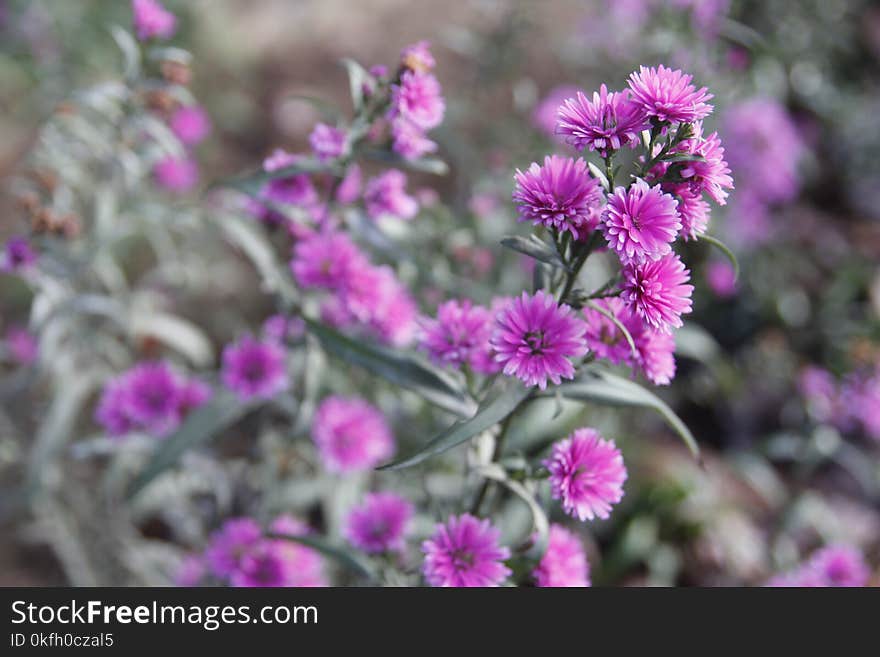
1,0,879,586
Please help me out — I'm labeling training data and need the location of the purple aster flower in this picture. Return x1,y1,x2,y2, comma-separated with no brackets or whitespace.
418,299,494,370
221,335,288,401
627,65,713,123
491,291,588,390
154,156,198,193
178,379,213,412
622,253,694,333
850,372,880,440
364,169,419,221
422,514,511,587
2,236,36,272
676,128,734,205
94,378,135,437
260,149,318,207
4,326,38,366
544,428,627,521
345,492,413,554
556,85,649,156
205,518,263,579
389,70,445,131
170,105,212,146
121,361,186,437
666,183,710,240
335,164,362,205
311,396,395,473
807,545,870,587
290,230,367,290
390,118,438,160
513,155,604,239
230,540,290,587
132,0,176,41
532,85,580,140
533,524,591,587
705,260,737,297
309,123,347,162
602,179,681,264
400,40,436,72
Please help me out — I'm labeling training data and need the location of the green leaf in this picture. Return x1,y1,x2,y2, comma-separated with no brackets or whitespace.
699,233,740,282
268,532,377,582
126,391,251,499
304,318,476,418
219,214,299,302
501,235,571,272
379,383,531,471
552,368,700,458
476,463,549,559
340,57,370,113
360,149,449,175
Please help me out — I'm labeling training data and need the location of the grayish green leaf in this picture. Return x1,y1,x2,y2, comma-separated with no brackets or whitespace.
501,235,571,272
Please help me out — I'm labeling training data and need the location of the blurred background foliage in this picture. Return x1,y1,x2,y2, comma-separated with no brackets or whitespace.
1,0,878,586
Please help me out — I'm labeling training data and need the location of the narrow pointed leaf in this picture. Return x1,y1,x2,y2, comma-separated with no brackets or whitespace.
304,318,475,418
269,532,377,582
379,383,531,471
501,235,571,272
340,57,370,112
126,391,251,499
552,368,699,458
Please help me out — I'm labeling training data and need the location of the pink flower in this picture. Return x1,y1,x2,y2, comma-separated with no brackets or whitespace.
544,428,627,521
627,65,713,123
1,236,36,272
533,524,591,587
335,164,363,205
400,40,436,72
154,156,198,193
622,253,694,333
390,118,438,160
602,179,681,264
345,492,413,554
676,127,734,205
807,545,870,587
309,123,347,162
666,183,710,240
170,105,212,146
290,230,367,290
491,291,588,390
221,335,288,401
260,149,318,207
311,396,395,473
422,514,511,587
556,85,649,156
131,0,176,41
389,70,445,131
418,299,495,371
205,518,263,579
364,169,419,221
513,155,604,239
4,326,38,365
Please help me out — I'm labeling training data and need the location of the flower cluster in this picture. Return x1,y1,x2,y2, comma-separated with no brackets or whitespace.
95,361,212,439
766,544,870,587
290,228,418,347
181,516,326,587
418,298,500,374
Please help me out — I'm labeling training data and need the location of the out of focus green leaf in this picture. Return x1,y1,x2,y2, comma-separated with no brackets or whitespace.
340,57,370,113
269,532,377,582
220,215,299,301
212,159,338,197
126,391,250,499
305,318,475,418
553,368,700,458
379,382,531,471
